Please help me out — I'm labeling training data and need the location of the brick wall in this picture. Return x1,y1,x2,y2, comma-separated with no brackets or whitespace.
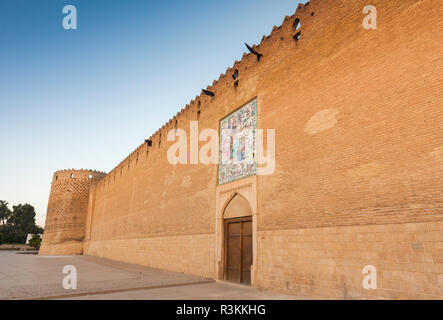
49,0,442,298
84,234,215,278
254,0,442,299
258,221,442,299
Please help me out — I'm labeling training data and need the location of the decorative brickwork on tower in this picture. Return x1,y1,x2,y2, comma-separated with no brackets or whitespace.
39,169,105,255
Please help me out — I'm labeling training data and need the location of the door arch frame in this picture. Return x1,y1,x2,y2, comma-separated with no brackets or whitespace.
215,175,258,286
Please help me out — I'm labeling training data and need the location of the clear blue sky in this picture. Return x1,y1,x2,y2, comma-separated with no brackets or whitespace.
0,0,304,227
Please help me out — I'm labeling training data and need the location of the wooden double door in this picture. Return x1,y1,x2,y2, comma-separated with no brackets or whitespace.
224,217,252,285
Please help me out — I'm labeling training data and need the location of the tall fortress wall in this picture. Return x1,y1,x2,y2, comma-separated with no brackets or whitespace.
41,0,443,299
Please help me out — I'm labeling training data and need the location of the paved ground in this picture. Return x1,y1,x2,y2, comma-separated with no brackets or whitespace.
0,251,296,300
60,282,296,300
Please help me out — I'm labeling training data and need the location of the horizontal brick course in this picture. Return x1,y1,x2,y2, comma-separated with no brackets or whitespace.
257,222,443,299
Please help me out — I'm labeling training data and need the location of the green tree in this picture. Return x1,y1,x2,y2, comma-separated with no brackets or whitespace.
0,200,11,225
8,204,37,234
0,225,26,243
31,225,44,234
0,202,43,244
28,234,42,250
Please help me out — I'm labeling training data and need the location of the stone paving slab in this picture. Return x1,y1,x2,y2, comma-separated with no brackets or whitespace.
0,251,211,300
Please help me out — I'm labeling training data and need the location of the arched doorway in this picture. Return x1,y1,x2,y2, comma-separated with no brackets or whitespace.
223,193,253,285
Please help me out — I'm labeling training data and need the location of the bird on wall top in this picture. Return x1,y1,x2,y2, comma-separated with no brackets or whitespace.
202,89,215,97
245,43,263,62
232,69,239,80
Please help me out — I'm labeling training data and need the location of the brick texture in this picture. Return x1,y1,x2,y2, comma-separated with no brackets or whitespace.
41,0,443,299
258,221,443,299
40,170,105,255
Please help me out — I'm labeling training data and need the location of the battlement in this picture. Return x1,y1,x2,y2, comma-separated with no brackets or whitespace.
52,169,106,183
95,0,317,190
148,1,314,137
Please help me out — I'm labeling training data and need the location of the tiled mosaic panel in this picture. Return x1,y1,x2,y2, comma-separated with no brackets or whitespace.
219,99,257,185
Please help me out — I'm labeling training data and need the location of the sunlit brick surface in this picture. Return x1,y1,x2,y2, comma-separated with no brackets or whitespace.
41,0,443,299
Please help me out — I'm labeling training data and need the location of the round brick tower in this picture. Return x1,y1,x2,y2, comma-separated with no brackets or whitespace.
39,169,106,255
